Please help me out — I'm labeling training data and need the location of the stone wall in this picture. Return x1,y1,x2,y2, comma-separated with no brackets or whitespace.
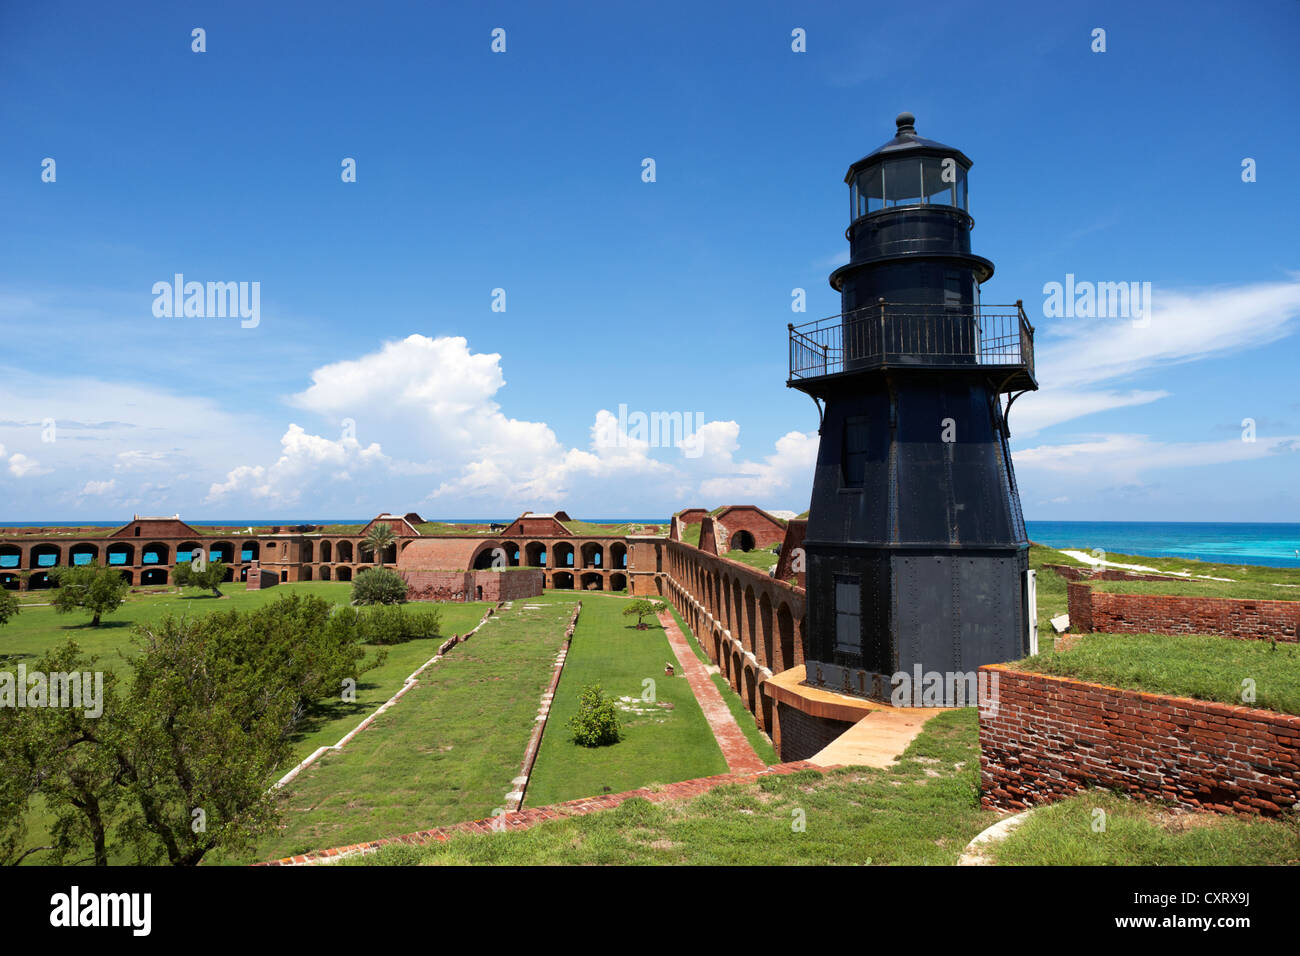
1067,581,1299,641
403,568,544,603
713,506,786,551
979,665,1300,817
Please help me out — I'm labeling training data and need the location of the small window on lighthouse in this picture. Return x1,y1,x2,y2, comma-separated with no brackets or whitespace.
834,575,862,653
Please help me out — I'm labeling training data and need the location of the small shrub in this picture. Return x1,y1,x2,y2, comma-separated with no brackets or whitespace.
568,683,622,747
331,603,443,645
352,566,408,605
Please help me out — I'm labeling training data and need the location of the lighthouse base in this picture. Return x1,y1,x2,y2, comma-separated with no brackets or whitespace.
803,544,1030,703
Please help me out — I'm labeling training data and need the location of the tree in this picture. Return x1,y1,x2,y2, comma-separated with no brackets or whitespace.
623,599,666,630
351,566,408,605
49,562,129,626
0,588,19,627
173,556,228,597
5,594,381,867
0,703,44,865
568,683,621,747
114,594,378,865
362,523,397,567
2,641,125,866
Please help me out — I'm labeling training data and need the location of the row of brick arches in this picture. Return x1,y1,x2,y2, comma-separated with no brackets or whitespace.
468,540,628,571
660,540,806,734
0,538,385,590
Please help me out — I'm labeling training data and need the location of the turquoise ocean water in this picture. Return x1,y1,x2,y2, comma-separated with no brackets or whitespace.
1025,521,1300,569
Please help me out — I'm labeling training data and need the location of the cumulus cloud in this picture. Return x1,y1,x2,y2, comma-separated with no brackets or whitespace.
698,430,819,500
209,334,813,512
8,453,47,477
206,424,387,505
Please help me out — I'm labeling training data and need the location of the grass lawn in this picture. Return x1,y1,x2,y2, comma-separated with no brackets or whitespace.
563,520,665,537
722,548,780,573
524,593,728,806
221,597,579,863
1013,631,1300,716
667,603,778,765
992,791,1300,865
350,708,996,865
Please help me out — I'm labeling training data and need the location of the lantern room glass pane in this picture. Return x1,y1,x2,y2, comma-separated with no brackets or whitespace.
883,158,923,207
854,165,883,216
955,168,968,210
922,156,954,206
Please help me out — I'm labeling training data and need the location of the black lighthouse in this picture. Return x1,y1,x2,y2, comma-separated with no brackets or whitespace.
788,113,1038,703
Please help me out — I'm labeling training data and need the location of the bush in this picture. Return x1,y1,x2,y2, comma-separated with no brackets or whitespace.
568,683,621,747
352,566,408,605
330,603,442,645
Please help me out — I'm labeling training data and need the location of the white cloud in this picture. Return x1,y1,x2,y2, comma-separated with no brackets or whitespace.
697,430,819,501
1016,432,1300,485
1021,277,1300,435
8,453,47,477
114,450,171,471
79,479,117,496
212,335,813,512
206,424,387,505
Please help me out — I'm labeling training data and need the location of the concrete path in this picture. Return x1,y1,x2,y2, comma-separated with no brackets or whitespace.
657,609,768,775
806,707,945,769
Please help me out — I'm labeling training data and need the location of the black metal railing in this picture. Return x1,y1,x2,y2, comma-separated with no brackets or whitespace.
788,300,1035,384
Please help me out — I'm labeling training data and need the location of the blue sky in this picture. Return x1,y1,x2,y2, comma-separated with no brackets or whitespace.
1,0,1297,522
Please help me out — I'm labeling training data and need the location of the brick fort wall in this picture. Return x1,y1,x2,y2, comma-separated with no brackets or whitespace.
1067,582,1299,642
979,664,1300,817
403,568,544,603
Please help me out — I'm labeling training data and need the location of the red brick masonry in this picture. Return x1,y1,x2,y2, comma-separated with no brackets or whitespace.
979,664,1300,817
1066,581,1299,641
403,568,544,603
244,561,279,591
255,760,823,865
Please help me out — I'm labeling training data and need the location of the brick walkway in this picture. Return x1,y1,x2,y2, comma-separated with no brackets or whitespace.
657,608,768,774
255,760,821,865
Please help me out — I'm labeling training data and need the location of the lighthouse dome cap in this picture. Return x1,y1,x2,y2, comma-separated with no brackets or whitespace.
845,112,973,182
